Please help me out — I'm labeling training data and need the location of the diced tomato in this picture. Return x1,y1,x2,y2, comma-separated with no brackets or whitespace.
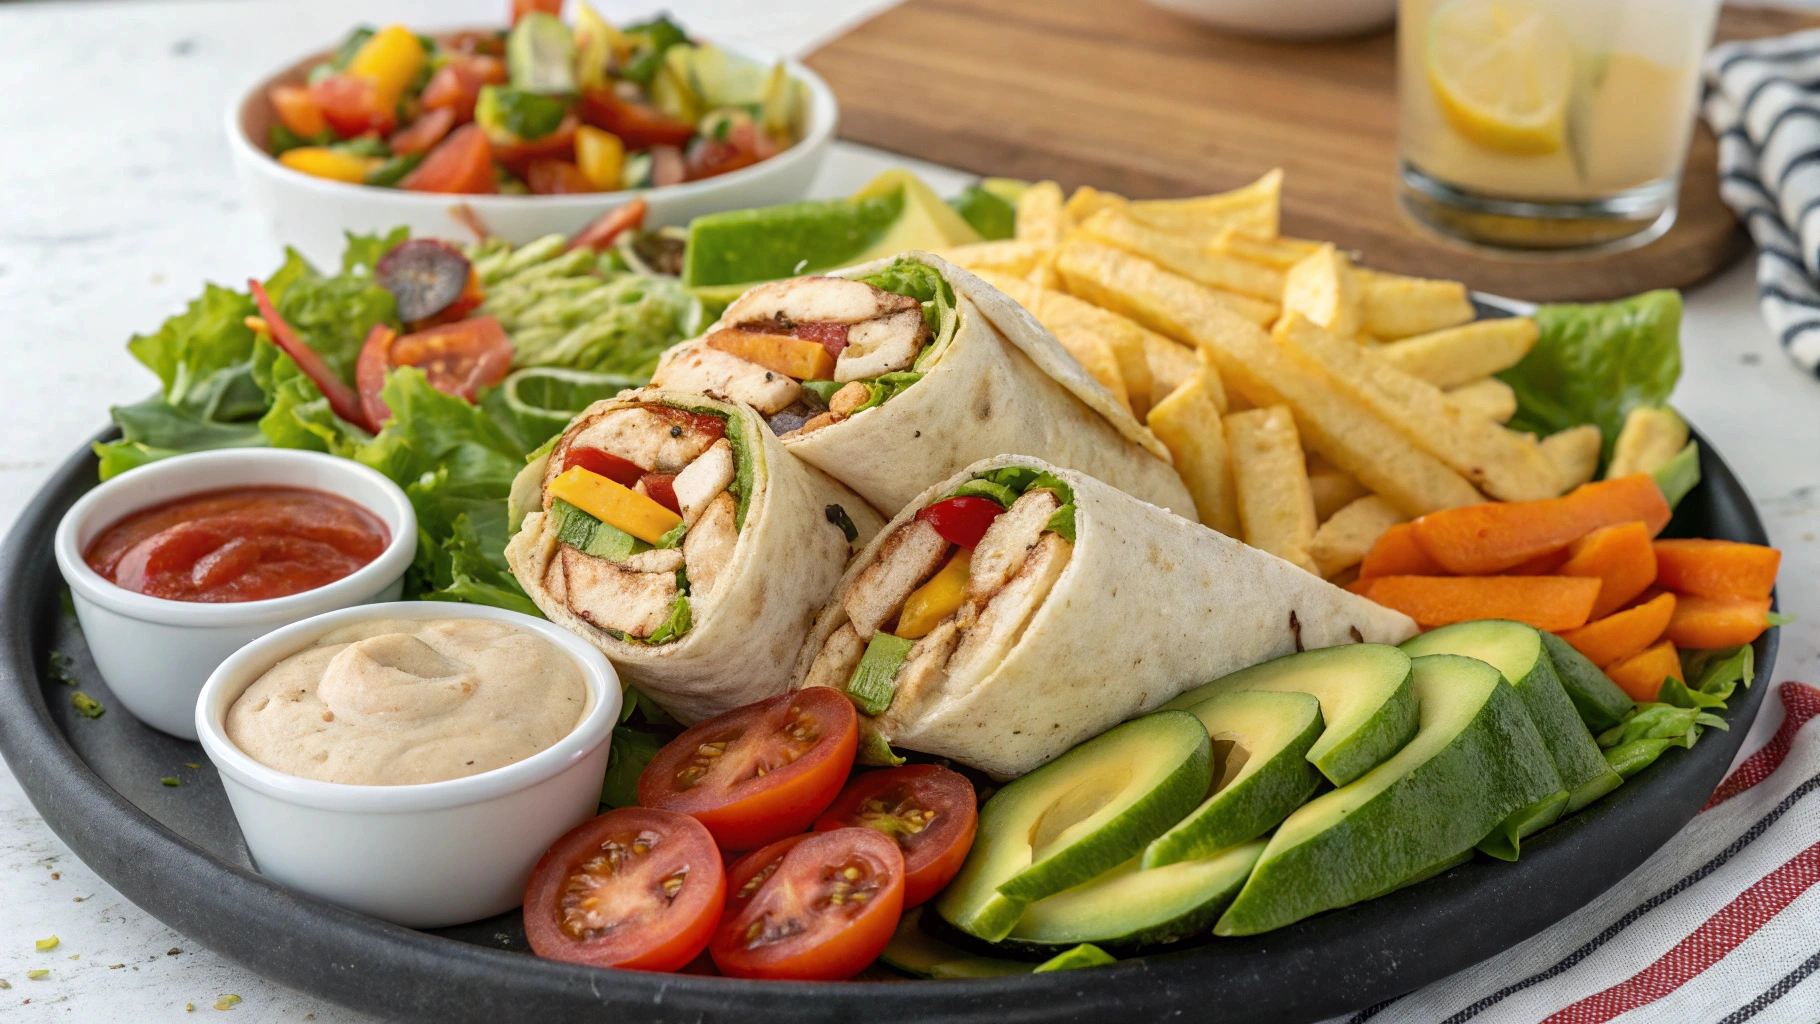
640,473,681,514
512,0,563,24
813,765,977,908
401,124,497,194
709,827,905,980
685,121,774,182
579,89,697,149
567,198,648,252
355,316,514,428
249,279,374,432
650,145,687,187
309,73,394,138
269,84,326,138
638,688,858,851
526,159,596,195
792,321,850,359
565,448,645,487
493,115,579,178
388,107,456,156
524,807,725,972
916,496,1005,550
421,56,508,124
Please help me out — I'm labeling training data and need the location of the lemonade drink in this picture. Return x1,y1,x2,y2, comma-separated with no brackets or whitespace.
1397,0,1719,249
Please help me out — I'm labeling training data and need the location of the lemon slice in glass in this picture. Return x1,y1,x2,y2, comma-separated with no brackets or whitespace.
1425,0,1574,155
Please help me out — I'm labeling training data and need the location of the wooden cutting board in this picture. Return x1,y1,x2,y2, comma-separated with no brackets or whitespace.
805,1,1816,301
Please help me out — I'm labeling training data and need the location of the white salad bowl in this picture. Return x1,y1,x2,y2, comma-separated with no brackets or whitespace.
1145,0,1396,38
227,34,839,269
54,448,417,740
195,601,620,929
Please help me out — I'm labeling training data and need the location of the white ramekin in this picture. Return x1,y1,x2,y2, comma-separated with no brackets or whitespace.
195,601,620,928
226,34,838,269
54,448,417,739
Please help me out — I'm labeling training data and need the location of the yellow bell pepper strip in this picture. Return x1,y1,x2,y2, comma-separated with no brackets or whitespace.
548,466,682,545
575,125,626,190
278,147,382,183
704,328,837,381
347,25,427,114
896,549,971,639
573,2,629,92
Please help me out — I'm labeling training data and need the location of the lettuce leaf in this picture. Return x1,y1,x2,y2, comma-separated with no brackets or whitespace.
266,249,398,387
1500,290,1682,467
125,282,259,409
340,226,409,278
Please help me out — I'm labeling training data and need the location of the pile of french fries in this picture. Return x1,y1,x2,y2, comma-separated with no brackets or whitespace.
938,170,1606,585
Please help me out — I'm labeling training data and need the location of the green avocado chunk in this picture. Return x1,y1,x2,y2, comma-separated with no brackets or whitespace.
682,190,908,288
551,498,648,561
1540,630,1637,733
878,908,1033,978
846,632,913,716
1007,840,1264,950
948,185,1018,241
1214,654,1562,936
936,710,1213,942
1142,691,1324,868
1032,944,1117,972
1165,644,1418,787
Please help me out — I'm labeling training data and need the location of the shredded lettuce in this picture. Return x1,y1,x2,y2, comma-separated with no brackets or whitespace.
1596,642,1755,779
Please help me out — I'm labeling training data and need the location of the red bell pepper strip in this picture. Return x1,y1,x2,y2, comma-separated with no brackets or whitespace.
248,279,375,433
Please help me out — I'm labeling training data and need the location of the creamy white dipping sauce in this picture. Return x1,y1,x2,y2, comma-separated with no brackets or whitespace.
226,617,589,785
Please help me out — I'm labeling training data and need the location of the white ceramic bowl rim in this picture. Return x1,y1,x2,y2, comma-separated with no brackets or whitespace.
195,601,620,814
226,30,838,213
54,448,418,628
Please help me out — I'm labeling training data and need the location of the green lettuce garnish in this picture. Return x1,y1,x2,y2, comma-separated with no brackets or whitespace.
1596,642,1755,779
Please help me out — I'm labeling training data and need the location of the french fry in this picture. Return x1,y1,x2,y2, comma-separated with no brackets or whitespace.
1015,180,1069,248
1354,268,1475,340
1148,370,1241,536
1375,317,1538,388
1225,405,1320,573
1445,378,1518,423
1309,495,1407,578
975,270,1130,413
936,239,1045,277
1125,169,1283,240
1146,334,1209,409
1065,185,1125,225
1281,244,1361,338
1606,407,1689,479
1274,313,1562,501
1307,454,1371,522
1074,208,1285,301
1213,229,1325,268
1054,239,1484,516
1541,425,1603,491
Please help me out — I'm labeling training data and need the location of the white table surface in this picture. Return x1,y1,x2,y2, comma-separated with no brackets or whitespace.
1,0,1816,1020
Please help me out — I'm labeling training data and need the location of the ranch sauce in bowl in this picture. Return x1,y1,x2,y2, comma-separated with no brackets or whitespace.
226,617,588,785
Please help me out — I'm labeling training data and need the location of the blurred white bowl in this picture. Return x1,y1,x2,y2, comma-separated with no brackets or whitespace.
1147,0,1396,38
227,35,838,269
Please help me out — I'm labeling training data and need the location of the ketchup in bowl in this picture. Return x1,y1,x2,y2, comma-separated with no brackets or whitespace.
83,487,389,603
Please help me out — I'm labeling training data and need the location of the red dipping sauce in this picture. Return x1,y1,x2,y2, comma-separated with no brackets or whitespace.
83,487,389,603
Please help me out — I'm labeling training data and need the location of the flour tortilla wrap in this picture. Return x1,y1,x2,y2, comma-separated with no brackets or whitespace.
505,387,885,724
654,252,1196,520
793,455,1417,777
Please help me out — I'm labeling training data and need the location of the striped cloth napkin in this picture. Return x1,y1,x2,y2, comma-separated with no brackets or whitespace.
1319,680,1820,1024
1703,28,1820,377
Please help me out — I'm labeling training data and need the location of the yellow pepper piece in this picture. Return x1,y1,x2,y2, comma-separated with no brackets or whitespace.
346,25,426,113
278,147,380,183
575,126,626,191
573,2,629,92
548,466,682,545
896,549,971,640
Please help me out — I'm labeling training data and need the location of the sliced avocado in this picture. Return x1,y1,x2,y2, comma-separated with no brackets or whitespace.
1007,840,1264,949
551,498,649,561
948,185,1018,241
852,169,985,251
1359,848,1473,901
507,12,577,93
1165,645,1417,787
878,908,1033,979
936,710,1212,942
1033,944,1117,972
847,632,913,716
1540,631,1635,733
1143,692,1323,868
1403,621,1622,816
1214,654,1562,936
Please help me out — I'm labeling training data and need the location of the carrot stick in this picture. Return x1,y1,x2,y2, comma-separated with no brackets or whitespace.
1556,591,1676,668
1558,521,1657,620
1606,640,1682,703
1365,575,1602,631
1653,539,1781,600
1508,547,1570,576
1358,521,1446,580
1411,474,1671,575
1663,594,1775,649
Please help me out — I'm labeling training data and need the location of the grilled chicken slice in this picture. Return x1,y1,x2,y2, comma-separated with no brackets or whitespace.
562,406,720,477
964,489,1062,612
946,533,1071,684
681,492,738,605
803,622,866,692
842,518,950,640
673,439,735,526
725,276,919,328
652,344,802,415
622,548,685,575
835,309,929,382
561,546,679,638
888,617,962,717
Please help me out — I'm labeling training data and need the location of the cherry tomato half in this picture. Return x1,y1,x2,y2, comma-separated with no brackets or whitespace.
524,807,725,972
710,827,905,980
389,107,456,156
579,90,698,150
421,56,507,124
401,123,496,194
813,765,978,908
638,688,858,851
565,447,644,487
568,198,648,253
493,115,579,178
354,316,513,429
527,159,596,195
309,73,394,138
916,496,1005,549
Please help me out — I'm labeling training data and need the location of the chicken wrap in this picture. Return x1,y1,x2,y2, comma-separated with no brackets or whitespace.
505,387,885,723
650,252,1196,519
792,456,1418,778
